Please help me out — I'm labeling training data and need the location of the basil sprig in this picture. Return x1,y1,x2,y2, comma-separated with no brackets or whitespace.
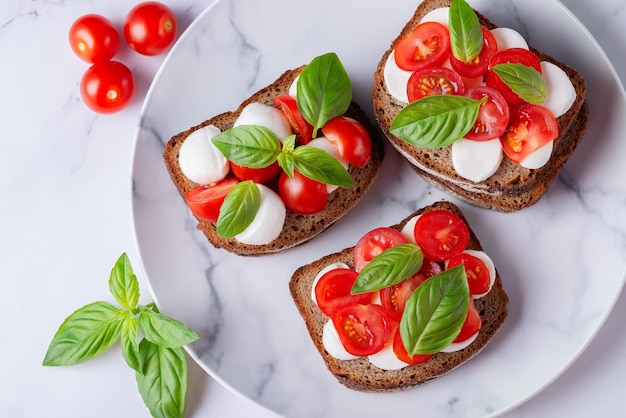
297,52,352,137
216,180,261,238
449,0,483,62
400,265,470,355
211,125,281,168
391,95,485,148
351,243,424,294
43,253,199,418
492,63,547,104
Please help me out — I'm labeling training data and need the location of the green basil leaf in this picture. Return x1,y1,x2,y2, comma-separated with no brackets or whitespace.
400,265,470,355
216,180,261,238
138,308,199,349
43,301,123,366
211,125,281,168
108,252,140,310
136,340,187,418
297,52,352,137
390,95,483,148
449,0,483,62
351,243,424,294
292,146,354,188
492,63,547,104
121,312,142,373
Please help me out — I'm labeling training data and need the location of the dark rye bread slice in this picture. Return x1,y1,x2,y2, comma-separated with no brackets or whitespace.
289,201,509,391
371,0,588,212
164,66,385,256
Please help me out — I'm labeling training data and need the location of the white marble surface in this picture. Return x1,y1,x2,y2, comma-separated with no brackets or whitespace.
2,0,625,417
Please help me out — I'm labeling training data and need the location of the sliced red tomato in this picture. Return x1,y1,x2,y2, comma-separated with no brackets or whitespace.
273,94,314,144
500,103,558,163
464,86,510,141
394,21,450,72
453,301,482,343
230,161,281,184
353,227,409,271
321,116,372,168
406,66,466,103
447,252,491,296
278,170,328,214
315,268,375,317
380,273,427,323
413,210,469,261
392,326,434,364
418,258,444,278
332,303,393,356
184,176,239,223
485,48,542,104
449,26,498,78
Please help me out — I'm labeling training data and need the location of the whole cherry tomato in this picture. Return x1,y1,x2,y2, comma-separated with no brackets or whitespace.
124,2,177,56
80,61,135,113
68,14,119,64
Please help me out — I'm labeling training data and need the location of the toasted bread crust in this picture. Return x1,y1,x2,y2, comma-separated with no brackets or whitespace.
372,0,588,212
164,66,385,256
289,201,509,392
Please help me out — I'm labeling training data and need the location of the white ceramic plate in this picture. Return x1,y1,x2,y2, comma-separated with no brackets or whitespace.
131,0,626,416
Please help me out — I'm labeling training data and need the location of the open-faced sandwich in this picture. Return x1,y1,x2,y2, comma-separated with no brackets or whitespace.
164,53,385,256
290,200,508,391
372,0,588,212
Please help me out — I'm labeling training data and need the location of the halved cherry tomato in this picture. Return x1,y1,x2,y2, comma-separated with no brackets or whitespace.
278,170,328,214
453,301,482,343
447,252,491,296
406,66,466,103
413,210,469,261
80,61,135,114
69,14,119,64
392,326,434,364
485,48,542,104
449,26,498,78
124,1,177,56
500,103,558,163
464,86,510,141
230,161,281,184
353,227,409,271
380,273,427,323
315,268,375,317
184,176,239,223
273,94,314,144
321,116,372,168
394,21,450,72
332,303,393,356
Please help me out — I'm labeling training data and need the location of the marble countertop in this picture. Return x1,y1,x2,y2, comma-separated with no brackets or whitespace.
2,0,625,417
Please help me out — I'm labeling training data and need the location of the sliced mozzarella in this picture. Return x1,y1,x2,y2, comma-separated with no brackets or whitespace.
310,262,350,303
441,331,479,352
235,184,286,245
420,7,450,27
178,125,230,185
234,102,293,141
451,138,503,182
383,50,412,104
368,342,409,371
307,136,349,193
520,139,554,169
322,320,360,360
490,27,529,51
289,74,299,98
540,61,576,118
400,215,419,243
